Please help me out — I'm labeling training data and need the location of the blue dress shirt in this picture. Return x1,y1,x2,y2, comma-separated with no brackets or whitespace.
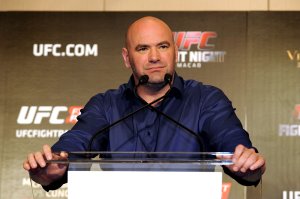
52,73,253,154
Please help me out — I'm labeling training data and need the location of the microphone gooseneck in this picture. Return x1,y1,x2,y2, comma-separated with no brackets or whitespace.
87,94,167,152
87,73,205,153
147,106,206,152
87,74,171,152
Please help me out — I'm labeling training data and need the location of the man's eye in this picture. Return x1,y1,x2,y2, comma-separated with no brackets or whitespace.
159,45,169,49
137,47,148,51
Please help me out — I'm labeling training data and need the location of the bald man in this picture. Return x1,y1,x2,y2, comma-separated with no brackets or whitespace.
24,16,265,190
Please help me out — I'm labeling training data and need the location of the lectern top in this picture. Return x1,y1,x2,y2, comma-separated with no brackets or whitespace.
47,151,233,165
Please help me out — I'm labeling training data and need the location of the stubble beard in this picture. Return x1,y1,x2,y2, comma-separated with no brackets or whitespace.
132,67,168,90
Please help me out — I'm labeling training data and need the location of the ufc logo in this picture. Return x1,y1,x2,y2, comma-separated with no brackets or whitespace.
17,106,82,124
174,31,217,51
295,105,300,120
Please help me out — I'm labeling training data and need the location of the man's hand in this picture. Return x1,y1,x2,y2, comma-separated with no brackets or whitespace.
228,144,266,174
23,144,68,186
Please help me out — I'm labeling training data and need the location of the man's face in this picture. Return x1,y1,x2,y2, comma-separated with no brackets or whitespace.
122,18,177,84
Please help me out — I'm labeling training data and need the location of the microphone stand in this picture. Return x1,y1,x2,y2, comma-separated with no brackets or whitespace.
147,106,206,152
87,93,168,152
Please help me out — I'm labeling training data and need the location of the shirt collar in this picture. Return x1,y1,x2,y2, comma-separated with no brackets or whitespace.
124,75,136,97
170,72,184,97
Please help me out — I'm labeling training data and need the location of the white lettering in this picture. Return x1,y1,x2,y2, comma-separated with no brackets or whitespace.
177,51,188,62
22,178,41,188
202,51,211,62
279,124,300,136
46,189,68,198
33,44,98,57
50,106,68,124
44,44,53,56
296,191,300,199
176,62,202,68
16,129,67,138
17,106,69,125
283,191,300,199
66,44,75,57
188,51,226,62
74,44,85,57
17,106,37,124
34,106,52,124
33,44,43,56
85,44,98,56
52,44,62,56
22,178,31,186
222,184,230,192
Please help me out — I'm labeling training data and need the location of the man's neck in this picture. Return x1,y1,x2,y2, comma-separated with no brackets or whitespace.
136,84,170,104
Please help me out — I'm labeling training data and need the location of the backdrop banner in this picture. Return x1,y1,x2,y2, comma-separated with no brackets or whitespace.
0,12,299,199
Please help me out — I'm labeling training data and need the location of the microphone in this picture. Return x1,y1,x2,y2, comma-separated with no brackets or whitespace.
87,74,172,152
164,73,172,86
137,75,149,86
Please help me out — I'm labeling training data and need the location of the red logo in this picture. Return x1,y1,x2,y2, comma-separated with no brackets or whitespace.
66,106,82,124
174,31,217,50
294,105,300,120
222,183,232,199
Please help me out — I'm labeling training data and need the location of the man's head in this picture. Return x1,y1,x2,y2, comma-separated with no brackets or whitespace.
122,16,177,86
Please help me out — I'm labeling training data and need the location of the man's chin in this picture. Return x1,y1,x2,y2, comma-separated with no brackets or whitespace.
148,74,165,83
146,79,167,90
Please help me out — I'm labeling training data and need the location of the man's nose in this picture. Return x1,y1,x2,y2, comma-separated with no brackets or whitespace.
148,48,160,63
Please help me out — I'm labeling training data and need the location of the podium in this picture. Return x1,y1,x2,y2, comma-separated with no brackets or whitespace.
31,152,262,199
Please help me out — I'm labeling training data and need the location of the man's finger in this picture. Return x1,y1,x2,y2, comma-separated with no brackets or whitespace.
34,152,46,168
23,160,30,171
28,153,37,169
250,156,265,171
43,144,52,160
232,144,246,163
239,153,259,172
233,146,256,172
59,151,68,159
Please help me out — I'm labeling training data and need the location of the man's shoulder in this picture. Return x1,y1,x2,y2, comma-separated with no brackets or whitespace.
183,78,222,93
88,83,128,102
180,78,229,104
93,84,126,98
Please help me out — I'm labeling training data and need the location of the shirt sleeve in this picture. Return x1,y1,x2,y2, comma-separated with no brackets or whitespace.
52,94,110,153
199,86,253,152
199,86,262,186
43,94,110,191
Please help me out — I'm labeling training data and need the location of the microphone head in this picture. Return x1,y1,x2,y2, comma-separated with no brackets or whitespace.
138,74,172,87
138,75,149,85
164,73,172,84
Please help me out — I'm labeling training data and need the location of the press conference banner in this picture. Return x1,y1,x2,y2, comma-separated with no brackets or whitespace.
0,12,299,199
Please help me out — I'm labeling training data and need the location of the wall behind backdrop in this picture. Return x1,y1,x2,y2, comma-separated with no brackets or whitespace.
0,0,300,11
0,12,300,199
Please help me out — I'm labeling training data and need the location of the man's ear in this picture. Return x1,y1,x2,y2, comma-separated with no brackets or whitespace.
175,44,178,62
122,47,131,69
